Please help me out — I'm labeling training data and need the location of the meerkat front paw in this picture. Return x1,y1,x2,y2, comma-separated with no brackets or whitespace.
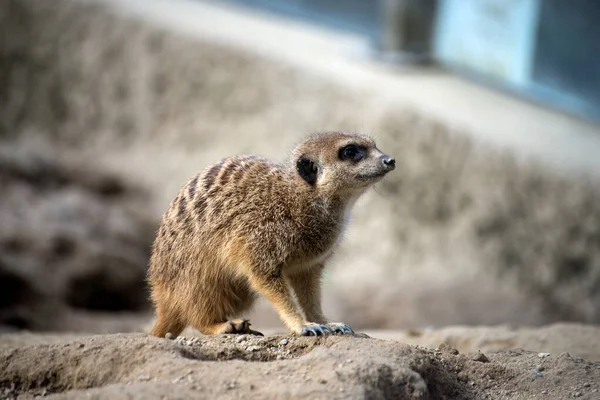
327,322,354,335
299,323,333,336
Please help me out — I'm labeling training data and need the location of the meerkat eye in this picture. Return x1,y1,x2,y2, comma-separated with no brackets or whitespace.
339,144,366,161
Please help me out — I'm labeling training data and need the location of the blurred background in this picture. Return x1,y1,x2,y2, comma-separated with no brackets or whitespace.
1,0,600,335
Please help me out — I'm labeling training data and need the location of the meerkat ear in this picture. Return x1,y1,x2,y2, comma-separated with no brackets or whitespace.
296,156,318,185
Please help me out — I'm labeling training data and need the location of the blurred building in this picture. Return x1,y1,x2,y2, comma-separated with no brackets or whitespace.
222,0,600,124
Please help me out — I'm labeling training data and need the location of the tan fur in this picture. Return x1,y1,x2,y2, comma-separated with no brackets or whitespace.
148,132,395,337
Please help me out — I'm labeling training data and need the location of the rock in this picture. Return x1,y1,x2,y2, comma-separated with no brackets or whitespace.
439,343,459,355
279,338,289,346
538,352,551,358
471,351,489,363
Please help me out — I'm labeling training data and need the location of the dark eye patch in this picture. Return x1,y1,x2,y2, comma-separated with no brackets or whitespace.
297,156,318,185
339,144,367,162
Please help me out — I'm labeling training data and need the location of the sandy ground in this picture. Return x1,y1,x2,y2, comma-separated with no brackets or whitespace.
1,326,599,399
368,324,600,363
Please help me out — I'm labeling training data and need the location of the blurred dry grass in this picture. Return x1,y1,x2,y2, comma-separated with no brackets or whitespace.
1,0,599,332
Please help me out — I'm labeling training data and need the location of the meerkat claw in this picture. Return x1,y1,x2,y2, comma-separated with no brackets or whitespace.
301,324,331,336
301,326,322,336
328,323,354,335
226,318,263,336
242,319,265,336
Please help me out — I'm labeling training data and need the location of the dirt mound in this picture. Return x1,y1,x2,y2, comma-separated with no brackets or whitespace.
367,323,600,362
0,332,598,399
0,144,155,332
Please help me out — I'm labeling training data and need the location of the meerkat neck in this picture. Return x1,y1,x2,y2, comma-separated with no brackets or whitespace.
286,170,358,223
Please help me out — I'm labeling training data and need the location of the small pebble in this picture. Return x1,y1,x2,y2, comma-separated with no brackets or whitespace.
236,336,248,343
226,380,237,389
246,345,261,352
572,392,583,398
536,365,545,372
439,343,459,355
472,352,489,363
279,338,289,346
165,333,174,340
538,352,551,359
532,369,543,377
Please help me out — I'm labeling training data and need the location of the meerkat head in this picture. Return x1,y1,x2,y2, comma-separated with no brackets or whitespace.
291,132,395,198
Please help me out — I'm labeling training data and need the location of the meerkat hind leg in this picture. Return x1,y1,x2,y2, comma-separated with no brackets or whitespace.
150,306,186,338
195,319,264,336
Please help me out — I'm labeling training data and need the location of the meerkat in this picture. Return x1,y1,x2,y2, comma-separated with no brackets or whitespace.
148,132,395,337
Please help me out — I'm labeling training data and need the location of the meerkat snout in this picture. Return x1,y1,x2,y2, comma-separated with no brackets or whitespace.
381,155,395,170
148,132,394,338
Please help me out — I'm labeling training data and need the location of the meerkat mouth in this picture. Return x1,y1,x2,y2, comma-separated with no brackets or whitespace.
356,171,388,182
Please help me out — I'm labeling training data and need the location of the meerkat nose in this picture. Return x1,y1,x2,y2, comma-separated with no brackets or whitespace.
381,155,396,170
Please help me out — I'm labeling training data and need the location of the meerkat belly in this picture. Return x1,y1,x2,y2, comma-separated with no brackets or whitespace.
285,247,337,274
